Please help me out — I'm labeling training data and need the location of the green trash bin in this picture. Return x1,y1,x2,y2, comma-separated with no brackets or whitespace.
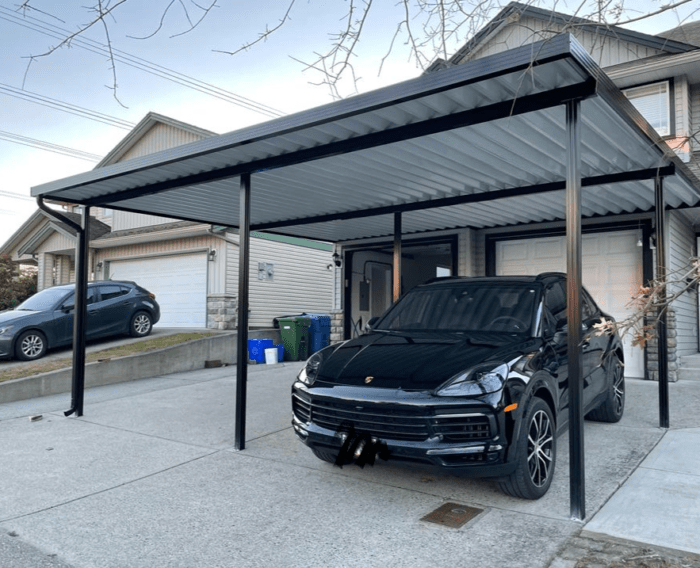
277,317,311,361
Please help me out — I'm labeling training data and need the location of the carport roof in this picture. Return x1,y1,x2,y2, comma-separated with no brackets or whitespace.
32,34,700,243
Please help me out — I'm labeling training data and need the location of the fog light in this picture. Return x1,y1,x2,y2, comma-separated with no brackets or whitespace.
354,440,366,458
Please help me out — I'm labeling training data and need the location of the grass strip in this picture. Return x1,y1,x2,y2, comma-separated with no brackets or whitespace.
0,332,216,383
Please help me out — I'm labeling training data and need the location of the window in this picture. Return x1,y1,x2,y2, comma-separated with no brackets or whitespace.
99,284,129,301
623,81,671,136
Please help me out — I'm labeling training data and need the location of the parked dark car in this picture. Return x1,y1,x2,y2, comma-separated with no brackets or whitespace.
292,273,625,499
0,281,161,361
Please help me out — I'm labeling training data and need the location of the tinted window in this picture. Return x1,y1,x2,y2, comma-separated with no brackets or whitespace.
16,288,72,311
544,282,567,323
99,285,129,301
61,288,98,309
376,283,539,333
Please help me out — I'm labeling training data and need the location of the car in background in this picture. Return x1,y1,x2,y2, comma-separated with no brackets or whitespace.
0,281,161,361
292,273,625,499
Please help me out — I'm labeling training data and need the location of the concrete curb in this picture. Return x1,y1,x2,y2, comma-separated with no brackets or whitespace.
0,329,282,404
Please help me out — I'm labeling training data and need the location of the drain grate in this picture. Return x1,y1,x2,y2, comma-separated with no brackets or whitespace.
421,502,483,528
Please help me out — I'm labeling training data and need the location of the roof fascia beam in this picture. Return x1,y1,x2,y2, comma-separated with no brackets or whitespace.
252,165,675,231
79,79,598,208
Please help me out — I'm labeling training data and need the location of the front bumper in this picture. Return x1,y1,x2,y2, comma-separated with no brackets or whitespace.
0,336,14,359
292,382,516,477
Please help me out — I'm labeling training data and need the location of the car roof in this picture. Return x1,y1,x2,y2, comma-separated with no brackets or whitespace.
419,272,566,288
46,280,137,291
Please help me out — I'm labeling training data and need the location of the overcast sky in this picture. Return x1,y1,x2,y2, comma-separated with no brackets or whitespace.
1,0,699,247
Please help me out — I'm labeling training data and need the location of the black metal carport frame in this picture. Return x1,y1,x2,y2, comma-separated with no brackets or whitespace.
32,34,699,520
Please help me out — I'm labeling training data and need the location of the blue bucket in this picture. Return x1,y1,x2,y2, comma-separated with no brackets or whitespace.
248,339,274,363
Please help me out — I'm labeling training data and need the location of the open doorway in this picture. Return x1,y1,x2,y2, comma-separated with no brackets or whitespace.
344,236,457,338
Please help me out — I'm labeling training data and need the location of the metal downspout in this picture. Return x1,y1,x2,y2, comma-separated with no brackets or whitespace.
235,173,251,450
36,197,90,417
566,99,585,521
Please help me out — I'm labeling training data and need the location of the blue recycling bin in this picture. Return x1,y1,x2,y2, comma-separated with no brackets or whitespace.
300,314,331,355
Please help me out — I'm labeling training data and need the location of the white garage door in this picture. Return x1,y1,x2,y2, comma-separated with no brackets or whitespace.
108,253,208,328
496,231,644,378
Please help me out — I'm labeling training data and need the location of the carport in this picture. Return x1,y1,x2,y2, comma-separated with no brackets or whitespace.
33,34,700,520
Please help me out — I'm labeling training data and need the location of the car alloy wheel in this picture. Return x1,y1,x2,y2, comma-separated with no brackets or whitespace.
16,331,47,361
527,408,554,488
586,355,625,423
130,311,152,337
497,397,556,499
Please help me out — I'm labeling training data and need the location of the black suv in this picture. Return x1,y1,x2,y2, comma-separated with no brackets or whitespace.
292,273,625,499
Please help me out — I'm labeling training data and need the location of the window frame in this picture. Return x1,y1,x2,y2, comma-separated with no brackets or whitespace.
622,79,674,138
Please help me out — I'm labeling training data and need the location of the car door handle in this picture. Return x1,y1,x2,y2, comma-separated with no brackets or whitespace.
88,310,98,315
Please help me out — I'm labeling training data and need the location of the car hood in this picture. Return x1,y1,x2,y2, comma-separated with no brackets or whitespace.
0,310,37,326
317,331,539,391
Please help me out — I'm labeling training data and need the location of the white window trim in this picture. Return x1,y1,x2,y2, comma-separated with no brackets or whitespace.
622,81,671,137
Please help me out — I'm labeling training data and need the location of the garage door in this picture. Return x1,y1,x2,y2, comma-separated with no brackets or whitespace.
108,253,208,327
496,231,644,378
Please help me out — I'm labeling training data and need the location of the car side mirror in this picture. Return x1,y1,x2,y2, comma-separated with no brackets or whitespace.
61,304,74,313
365,317,379,332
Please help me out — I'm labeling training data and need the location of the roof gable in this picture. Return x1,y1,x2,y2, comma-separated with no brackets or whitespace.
96,112,216,168
440,1,696,67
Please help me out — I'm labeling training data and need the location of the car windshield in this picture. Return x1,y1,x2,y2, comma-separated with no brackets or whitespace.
16,288,71,311
375,282,540,334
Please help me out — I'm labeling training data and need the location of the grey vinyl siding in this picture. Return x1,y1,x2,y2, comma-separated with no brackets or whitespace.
465,17,663,67
247,238,333,328
690,82,700,168
667,211,698,357
225,237,333,328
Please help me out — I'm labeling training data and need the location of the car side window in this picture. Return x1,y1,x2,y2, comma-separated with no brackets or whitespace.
62,288,97,310
99,285,128,301
581,290,599,320
544,282,567,335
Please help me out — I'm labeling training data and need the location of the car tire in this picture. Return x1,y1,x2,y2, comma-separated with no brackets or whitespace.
15,330,48,361
129,311,153,338
586,355,625,423
311,447,340,464
498,397,556,500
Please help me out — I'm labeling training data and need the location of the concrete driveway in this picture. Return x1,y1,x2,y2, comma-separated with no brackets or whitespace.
0,365,699,567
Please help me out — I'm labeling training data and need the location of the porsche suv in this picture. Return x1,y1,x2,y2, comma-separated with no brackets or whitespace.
291,273,625,499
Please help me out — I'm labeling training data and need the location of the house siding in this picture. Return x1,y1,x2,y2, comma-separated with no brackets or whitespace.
97,235,223,295
111,123,209,231
35,231,75,255
465,17,664,67
244,237,334,329
667,211,698,358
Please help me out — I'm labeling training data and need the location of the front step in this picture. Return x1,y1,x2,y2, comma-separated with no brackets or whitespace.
678,353,700,381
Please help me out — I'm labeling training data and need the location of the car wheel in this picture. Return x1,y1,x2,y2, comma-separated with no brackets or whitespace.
586,355,625,423
15,330,48,361
311,447,340,464
498,397,556,500
129,311,153,337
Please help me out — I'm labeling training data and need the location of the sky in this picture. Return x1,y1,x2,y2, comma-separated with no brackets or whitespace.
1,0,700,247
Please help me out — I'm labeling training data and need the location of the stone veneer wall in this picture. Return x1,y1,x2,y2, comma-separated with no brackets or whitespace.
207,294,238,330
645,308,678,382
330,310,345,343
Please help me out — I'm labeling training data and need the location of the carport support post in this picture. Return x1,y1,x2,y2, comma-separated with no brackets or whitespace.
655,177,670,428
393,212,402,303
566,99,585,521
235,173,251,451
66,205,90,417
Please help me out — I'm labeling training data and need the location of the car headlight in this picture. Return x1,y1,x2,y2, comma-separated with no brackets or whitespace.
435,363,508,397
0,326,14,336
297,345,336,386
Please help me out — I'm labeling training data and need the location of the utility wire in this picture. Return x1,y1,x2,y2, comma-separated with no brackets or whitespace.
0,189,34,201
0,83,135,130
0,130,101,161
0,6,286,118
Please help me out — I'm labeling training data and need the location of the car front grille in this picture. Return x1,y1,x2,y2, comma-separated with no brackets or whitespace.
293,392,491,443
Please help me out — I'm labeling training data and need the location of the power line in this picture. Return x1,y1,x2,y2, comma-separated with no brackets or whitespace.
0,189,34,201
0,130,101,161
0,83,135,130
0,6,286,118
